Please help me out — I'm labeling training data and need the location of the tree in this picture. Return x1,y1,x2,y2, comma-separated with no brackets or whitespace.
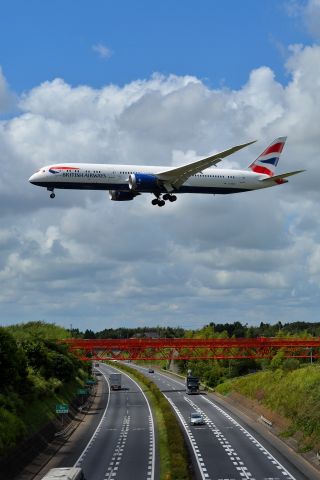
0,328,28,395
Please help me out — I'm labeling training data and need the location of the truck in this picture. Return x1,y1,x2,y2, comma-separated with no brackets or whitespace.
109,372,122,390
41,467,86,480
186,370,200,395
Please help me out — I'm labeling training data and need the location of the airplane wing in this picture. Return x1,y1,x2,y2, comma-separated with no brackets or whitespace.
156,140,256,191
260,169,305,184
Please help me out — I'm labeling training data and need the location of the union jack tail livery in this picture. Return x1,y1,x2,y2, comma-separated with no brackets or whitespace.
248,137,287,177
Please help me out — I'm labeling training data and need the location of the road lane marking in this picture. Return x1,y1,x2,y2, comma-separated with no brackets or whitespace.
201,395,296,480
108,364,156,480
184,396,253,479
74,368,111,467
105,415,130,479
163,394,211,480
155,371,298,480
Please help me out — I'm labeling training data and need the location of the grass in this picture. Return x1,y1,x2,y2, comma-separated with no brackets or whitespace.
20,381,82,434
215,364,320,452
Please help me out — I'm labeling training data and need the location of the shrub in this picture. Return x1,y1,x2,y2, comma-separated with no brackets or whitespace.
0,407,26,456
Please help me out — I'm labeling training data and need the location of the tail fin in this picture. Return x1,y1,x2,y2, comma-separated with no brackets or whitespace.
248,137,287,177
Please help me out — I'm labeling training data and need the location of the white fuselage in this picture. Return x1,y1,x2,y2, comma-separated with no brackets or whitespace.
29,163,269,195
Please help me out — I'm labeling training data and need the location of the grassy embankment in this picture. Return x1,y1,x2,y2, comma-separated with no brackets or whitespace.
215,364,320,452
111,362,192,480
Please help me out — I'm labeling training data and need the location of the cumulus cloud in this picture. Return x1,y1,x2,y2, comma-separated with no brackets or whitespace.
0,43,320,330
286,0,320,40
0,66,16,113
304,0,320,39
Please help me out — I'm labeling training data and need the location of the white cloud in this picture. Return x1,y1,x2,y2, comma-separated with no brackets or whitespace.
285,0,320,39
92,43,113,59
0,66,16,113
304,0,320,39
0,43,320,330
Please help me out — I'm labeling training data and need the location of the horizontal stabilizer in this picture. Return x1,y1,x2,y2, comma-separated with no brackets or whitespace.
260,169,305,184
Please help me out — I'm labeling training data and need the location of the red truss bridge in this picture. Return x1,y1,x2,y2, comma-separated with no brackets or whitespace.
61,337,320,361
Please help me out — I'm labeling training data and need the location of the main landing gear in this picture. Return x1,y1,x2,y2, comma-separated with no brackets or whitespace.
47,187,55,199
151,193,177,207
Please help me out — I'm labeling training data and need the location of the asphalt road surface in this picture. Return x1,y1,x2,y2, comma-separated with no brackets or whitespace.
132,365,319,480
35,363,156,480
75,363,156,480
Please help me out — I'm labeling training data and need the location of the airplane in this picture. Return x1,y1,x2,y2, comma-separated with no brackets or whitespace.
29,137,304,207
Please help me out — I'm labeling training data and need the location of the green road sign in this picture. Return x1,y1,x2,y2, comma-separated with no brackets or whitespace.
56,403,69,414
77,388,89,395
86,379,96,385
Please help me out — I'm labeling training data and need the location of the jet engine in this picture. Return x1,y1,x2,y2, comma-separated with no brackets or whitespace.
129,173,159,192
109,190,136,201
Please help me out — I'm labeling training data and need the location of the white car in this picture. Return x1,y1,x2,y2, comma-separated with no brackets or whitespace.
190,412,205,426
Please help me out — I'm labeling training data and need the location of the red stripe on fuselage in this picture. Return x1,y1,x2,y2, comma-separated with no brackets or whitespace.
50,166,80,170
251,165,273,176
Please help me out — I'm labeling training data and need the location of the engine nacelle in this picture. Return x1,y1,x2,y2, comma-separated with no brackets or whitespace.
109,190,135,201
129,173,159,192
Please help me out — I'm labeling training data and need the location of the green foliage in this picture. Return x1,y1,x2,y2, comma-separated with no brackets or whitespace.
282,358,300,372
7,321,70,341
0,328,28,395
0,322,89,458
0,407,26,453
270,350,285,370
216,365,320,451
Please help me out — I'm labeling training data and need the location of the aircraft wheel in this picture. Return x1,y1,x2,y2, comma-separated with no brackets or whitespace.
163,193,170,201
151,198,159,206
50,193,56,199
169,195,177,202
158,200,165,207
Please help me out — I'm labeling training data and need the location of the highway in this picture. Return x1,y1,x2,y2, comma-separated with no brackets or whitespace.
35,363,156,480
76,363,156,480
33,362,319,480
132,365,318,480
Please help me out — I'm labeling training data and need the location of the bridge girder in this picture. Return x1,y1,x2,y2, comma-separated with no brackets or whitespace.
61,338,320,361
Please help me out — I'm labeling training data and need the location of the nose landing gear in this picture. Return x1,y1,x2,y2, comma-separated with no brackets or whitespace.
47,187,55,199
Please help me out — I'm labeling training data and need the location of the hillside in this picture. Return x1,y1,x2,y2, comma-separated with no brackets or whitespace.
0,321,91,458
215,364,320,452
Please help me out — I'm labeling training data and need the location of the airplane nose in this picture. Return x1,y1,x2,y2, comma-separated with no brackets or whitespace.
29,173,36,184
29,172,43,184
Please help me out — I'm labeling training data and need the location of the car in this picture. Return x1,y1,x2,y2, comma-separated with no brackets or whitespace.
190,412,205,426
148,368,154,373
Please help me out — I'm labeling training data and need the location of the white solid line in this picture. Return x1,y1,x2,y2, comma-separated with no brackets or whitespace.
163,394,210,480
108,364,156,480
201,395,296,480
74,368,111,467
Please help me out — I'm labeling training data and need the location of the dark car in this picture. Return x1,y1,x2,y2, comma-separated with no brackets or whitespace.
148,368,154,373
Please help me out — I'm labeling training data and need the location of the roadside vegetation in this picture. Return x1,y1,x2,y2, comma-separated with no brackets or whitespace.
112,362,192,480
215,362,320,452
2,319,320,462
83,321,320,454
0,321,91,458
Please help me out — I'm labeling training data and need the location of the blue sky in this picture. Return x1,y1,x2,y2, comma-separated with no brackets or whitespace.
0,0,311,93
1,0,320,331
